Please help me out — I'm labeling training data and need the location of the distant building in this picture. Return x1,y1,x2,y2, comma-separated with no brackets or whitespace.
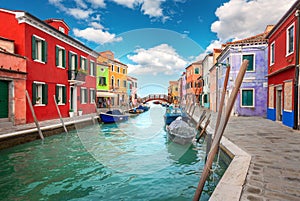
0,37,27,125
0,9,98,122
185,61,203,104
127,76,138,107
217,27,271,117
209,49,222,112
98,51,128,107
168,80,179,104
202,53,213,108
266,0,300,129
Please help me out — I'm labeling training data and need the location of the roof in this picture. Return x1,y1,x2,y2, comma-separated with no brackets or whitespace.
267,0,300,38
185,60,202,69
44,18,71,30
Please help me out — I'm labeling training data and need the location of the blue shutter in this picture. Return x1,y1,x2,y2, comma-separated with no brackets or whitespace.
32,82,37,105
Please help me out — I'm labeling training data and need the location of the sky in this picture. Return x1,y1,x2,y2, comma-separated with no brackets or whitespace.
0,0,296,96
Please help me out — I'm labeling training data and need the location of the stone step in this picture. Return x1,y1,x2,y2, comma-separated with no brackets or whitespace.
0,118,9,123
0,119,13,128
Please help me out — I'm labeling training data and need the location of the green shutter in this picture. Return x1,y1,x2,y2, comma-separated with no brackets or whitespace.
75,55,78,70
80,88,82,104
62,86,66,104
68,51,72,69
56,46,59,66
42,40,48,63
32,36,36,60
85,58,88,71
62,49,66,68
243,55,254,71
42,84,48,105
242,90,253,106
56,85,59,103
32,83,37,105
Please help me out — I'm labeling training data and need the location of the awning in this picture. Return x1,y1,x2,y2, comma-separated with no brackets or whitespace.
97,91,117,97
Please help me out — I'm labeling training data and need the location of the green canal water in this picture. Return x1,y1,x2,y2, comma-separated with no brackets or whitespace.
0,105,229,201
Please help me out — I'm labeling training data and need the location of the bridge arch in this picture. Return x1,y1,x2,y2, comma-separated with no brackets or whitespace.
141,94,172,103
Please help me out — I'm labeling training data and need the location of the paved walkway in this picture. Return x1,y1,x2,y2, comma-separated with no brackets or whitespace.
193,107,300,201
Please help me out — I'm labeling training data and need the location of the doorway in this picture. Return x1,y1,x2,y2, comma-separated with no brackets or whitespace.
276,87,282,121
0,80,9,118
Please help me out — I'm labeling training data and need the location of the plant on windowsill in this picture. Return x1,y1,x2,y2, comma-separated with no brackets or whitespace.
78,109,83,116
78,68,88,75
36,97,41,104
69,109,74,117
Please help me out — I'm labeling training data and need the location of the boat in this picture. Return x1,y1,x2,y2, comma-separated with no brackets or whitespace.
164,107,189,125
99,109,129,123
136,104,150,112
128,108,144,114
166,117,196,145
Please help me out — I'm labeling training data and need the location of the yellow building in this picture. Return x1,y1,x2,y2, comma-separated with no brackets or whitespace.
168,81,179,104
98,51,128,107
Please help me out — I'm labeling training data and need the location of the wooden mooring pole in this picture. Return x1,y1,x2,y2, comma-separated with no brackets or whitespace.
193,60,249,201
53,95,68,134
25,90,44,140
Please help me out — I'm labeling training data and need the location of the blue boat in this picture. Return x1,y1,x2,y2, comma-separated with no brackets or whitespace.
100,109,129,123
136,104,150,112
164,107,189,125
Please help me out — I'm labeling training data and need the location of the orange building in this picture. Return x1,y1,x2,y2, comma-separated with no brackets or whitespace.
185,61,203,103
98,51,128,107
0,37,27,125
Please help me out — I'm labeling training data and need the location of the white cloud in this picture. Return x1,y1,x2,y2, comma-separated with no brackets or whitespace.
141,0,165,18
86,0,106,8
196,40,222,60
73,27,123,44
110,0,141,9
127,44,187,75
90,21,104,29
75,0,88,9
211,0,296,42
68,8,94,19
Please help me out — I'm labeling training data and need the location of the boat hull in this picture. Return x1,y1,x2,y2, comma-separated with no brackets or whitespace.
100,113,129,123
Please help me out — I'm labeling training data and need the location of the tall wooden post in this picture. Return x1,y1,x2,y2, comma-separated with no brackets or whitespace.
193,60,249,201
53,95,68,134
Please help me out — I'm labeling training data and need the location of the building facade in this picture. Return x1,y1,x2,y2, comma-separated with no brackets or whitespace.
217,28,270,117
0,9,98,123
266,1,300,129
209,49,222,112
0,37,27,125
202,53,213,108
127,76,138,107
185,61,202,104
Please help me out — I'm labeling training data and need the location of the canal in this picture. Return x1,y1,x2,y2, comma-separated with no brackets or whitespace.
0,104,229,201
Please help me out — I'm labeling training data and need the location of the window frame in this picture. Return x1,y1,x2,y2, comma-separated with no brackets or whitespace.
80,87,88,104
98,76,107,86
90,88,95,104
90,60,96,76
32,35,47,63
286,23,295,56
56,45,66,68
55,84,66,105
242,53,255,72
32,81,48,106
270,42,275,66
240,88,255,108
80,56,88,71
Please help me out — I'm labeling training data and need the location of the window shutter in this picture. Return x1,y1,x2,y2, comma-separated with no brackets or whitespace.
68,51,72,69
62,86,66,104
55,85,59,103
75,55,78,70
56,46,59,66
32,82,37,105
85,89,88,103
93,63,96,76
62,49,66,68
32,36,36,60
42,40,48,63
80,88,82,104
42,84,48,105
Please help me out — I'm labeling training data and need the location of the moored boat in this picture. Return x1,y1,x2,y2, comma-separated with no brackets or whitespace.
100,109,129,123
164,107,189,125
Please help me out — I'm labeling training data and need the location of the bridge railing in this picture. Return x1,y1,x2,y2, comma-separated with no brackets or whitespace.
141,94,170,103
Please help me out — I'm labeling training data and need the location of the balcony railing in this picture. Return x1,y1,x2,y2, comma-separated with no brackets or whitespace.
68,70,86,82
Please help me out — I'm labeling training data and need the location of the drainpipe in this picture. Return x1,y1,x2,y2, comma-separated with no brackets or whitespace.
294,9,300,130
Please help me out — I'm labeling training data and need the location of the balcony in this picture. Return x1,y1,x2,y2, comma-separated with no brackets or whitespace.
68,70,86,84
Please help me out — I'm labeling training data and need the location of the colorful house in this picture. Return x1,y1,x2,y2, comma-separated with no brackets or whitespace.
179,72,187,105
266,0,300,129
0,37,27,125
168,81,179,104
185,61,202,104
127,76,138,107
202,53,213,108
0,9,98,122
209,49,222,112
217,27,271,117
99,51,128,107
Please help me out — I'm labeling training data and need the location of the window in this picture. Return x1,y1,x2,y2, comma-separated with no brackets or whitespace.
80,56,88,71
241,89,254,107
32,35,47,63
59,27,65,33
55,85,66,104
69,52,78,70
195,68,199,74
123,80,127,87
56,46,66,68
135,82,137,88
111,65,114,71
117,79,120,87
111,76,115,88
270,42,275,65
99,76,107,86
32,82,48,105
80,87,88,104
123,69,126,74
117,66,120,73
90,61,95,76
287,24,294,55
242,54,254,72
90,89,95,103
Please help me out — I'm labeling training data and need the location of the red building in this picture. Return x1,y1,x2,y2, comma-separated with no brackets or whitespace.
266,0,300,129
0,9,98,123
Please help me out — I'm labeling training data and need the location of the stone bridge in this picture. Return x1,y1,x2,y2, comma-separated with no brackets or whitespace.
141,94,172,103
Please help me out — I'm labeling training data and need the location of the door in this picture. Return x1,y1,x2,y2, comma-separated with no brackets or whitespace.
0,81,9,118
276,88,282,121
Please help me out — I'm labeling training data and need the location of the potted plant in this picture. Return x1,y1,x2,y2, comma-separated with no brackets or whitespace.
78,109,83,116
69,109,74,117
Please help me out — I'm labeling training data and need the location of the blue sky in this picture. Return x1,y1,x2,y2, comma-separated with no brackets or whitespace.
0,0,296,96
